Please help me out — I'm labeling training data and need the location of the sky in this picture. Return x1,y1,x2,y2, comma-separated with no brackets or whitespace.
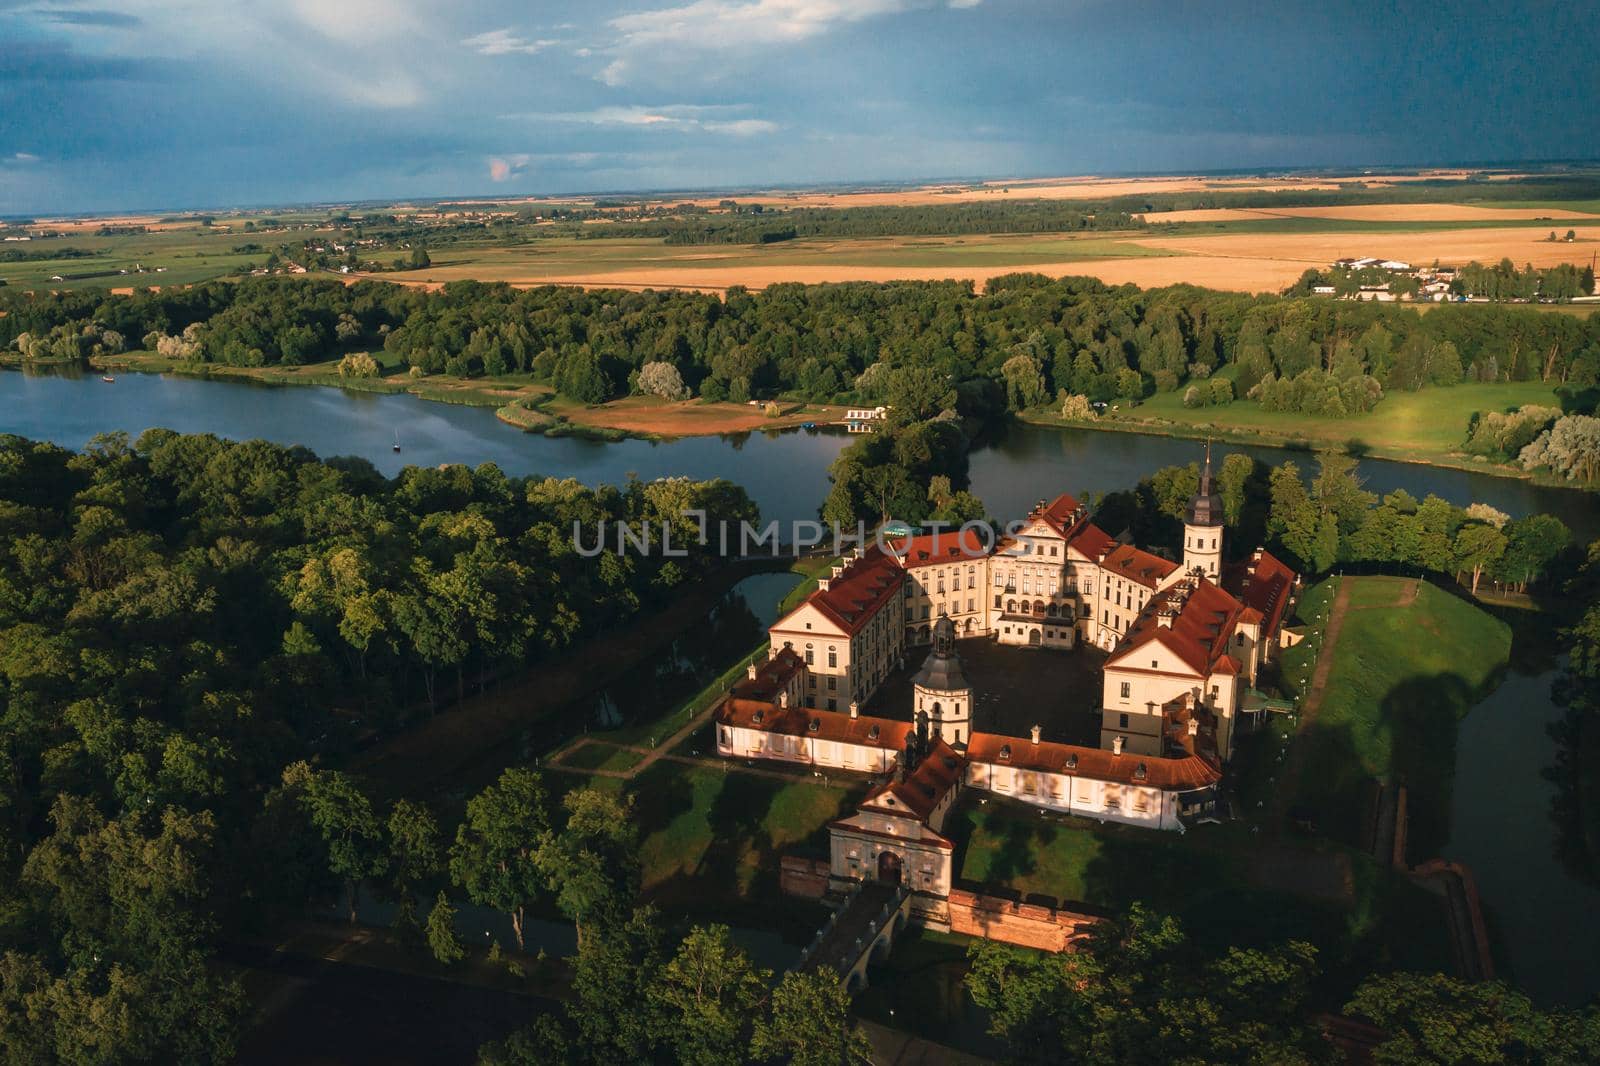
1,0,1596,214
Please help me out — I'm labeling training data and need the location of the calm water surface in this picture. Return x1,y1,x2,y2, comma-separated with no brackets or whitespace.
1442,662,1600,1005
3,368,1596,538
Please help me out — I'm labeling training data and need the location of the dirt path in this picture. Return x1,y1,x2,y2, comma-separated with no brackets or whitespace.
352,560,780,794
1270,579,1352,827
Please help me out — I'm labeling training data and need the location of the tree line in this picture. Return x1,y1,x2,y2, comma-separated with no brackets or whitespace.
0,430,754,1061
5,275,1598,421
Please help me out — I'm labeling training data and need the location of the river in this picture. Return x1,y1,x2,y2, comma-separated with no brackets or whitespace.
3,367,1596,541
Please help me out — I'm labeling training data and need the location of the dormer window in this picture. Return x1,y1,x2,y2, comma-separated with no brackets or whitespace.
1135,763,1148,781
809,719,820,733
999,745,1011,760
1065,753,1078,770
752,710,764,724
868,725,880,740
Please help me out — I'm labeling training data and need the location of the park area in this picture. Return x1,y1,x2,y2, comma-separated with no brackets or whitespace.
1060,379,1564,471
1278,577,1513,855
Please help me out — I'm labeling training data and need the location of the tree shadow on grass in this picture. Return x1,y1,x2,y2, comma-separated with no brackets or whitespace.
1382,673,1474,859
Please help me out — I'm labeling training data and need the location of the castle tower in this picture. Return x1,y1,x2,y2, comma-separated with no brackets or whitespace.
911,615,973,748
1183,442,1224,579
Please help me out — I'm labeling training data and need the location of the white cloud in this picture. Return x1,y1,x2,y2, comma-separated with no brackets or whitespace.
462,28,558,56
609,0,906,50
288,0,419,43
12,152,40,163
503,104,776,136
595,0,978,83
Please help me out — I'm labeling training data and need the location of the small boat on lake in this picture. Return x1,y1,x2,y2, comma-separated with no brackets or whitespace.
101,375,115,383
392,431,401,453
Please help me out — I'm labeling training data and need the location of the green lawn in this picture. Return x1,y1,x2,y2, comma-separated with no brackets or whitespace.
1292,577,1512,854
622,762,858,913
1074,380,1561,468
557,742,646,773
948,797,1453,981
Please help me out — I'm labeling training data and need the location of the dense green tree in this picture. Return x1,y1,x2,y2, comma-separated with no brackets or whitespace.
300,769,387,924
649,924,770,1066
426,891,465,965
752,969,873,1066
1344,972,1600,1065
450,769,549,950
539,789,640,946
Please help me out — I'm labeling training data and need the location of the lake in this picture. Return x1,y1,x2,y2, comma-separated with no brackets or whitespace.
3,368,1596,541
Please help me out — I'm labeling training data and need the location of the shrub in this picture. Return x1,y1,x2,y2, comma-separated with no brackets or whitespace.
1059,393,1095,421
636,360,691,400
337,352,381,379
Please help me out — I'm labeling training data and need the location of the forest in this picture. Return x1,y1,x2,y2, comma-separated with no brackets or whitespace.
0,430,757,1060
5,275,1598,412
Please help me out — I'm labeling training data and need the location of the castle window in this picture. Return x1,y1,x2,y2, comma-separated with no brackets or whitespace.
1120,713,1129,728
1120,682,1130,699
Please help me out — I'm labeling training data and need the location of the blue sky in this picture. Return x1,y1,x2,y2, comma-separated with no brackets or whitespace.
1,0,1596,214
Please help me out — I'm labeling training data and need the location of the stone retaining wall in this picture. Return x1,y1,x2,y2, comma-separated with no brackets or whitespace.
946,889,1100,952
780,855,832,899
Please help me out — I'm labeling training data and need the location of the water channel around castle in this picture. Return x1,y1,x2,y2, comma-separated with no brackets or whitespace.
5,366,1600,1004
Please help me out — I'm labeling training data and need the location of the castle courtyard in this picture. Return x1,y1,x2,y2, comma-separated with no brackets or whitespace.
860,638,1107,748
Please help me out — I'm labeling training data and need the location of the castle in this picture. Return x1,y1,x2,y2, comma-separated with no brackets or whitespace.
714,450,1298,910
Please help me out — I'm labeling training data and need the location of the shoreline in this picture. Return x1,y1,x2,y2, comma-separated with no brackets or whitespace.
80,352,848,443
1016,409,1592,491
23,352,1589,492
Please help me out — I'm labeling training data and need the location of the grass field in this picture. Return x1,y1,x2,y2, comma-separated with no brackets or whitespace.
947,797,1453,977
0,225,280,290
1288,577,1512,855
1042,379,1562,471
624,761,856,908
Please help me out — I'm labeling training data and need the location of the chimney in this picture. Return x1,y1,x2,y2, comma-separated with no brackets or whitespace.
747,663,759,681
1113,735,1125,756
849,700,860,719
1188,717,1199,737
1030,724,1041,745
831,564,844,578
1157,609,1174,629
817,577,831,592
778,691,789,709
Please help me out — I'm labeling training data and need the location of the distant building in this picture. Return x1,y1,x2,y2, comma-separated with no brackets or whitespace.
844,406,888,432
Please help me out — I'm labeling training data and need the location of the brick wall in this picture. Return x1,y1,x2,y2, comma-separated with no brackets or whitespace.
780,855,832,899
946,889,1099,952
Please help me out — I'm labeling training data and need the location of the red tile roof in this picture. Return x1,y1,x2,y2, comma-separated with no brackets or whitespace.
732,647,805,701
1066,521,1115,560
1099,543,1180,589
864,738,965,819
1034,493,1087,538
890,528,990,569
966,731,1221,791
1110,577,1244,676
773,546,904,636
716,699,913,750
1223,549,1296,640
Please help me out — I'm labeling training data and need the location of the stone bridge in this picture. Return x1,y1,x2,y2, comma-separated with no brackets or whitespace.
794,880,913,994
